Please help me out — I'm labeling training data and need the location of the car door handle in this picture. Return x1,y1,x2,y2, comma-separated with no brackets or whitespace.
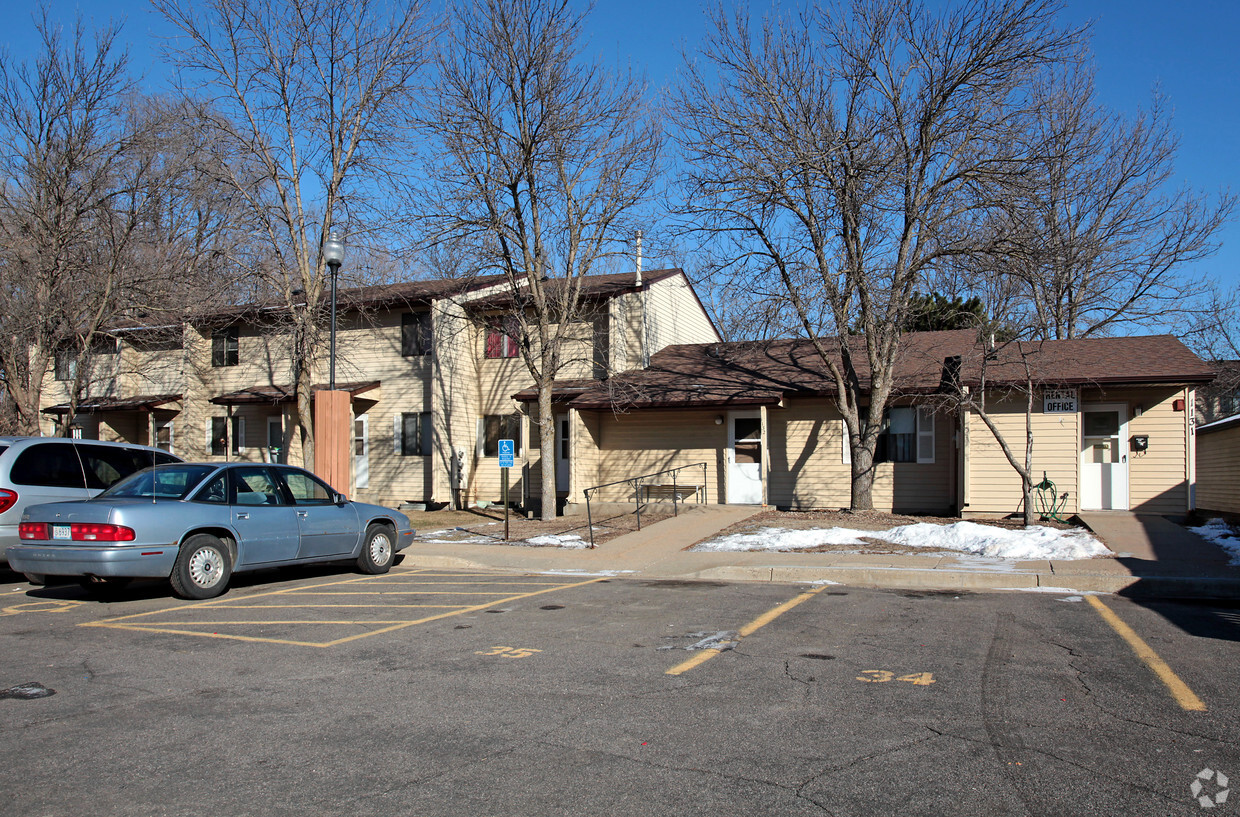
236,512,249,520
296,510,308,518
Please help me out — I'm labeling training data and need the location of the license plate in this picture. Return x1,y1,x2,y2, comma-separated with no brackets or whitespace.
52,525,70,540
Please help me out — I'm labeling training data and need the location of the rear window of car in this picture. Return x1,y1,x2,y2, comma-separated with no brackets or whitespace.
102,464,216,500
10,443,85,489
77,444,145,490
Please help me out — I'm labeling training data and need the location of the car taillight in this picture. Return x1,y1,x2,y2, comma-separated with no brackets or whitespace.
18,522,47,540
71,523,136,542
0,489,18,514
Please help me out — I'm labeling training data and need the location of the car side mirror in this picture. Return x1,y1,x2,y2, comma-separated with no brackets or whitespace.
334,492,348,505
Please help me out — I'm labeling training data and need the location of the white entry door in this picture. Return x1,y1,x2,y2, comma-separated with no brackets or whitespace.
727,411,763,504
555,413,569,493
354,414,369,490
1080,404,1128,510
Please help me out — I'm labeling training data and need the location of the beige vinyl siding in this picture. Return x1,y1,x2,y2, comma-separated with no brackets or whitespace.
332,309,434,504
593,410,723,503
610,290,646,373
767,400,954,512
573,409,603,502
768,401,850,509
432,298,477,505
965,394,1080,517
1090,386,1188,514
644,274,721,351
1197,422,1240,514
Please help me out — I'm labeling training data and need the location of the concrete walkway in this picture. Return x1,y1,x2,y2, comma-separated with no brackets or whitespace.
400,507,1240,599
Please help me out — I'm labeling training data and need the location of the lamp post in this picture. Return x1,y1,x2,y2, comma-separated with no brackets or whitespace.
322,226,345,390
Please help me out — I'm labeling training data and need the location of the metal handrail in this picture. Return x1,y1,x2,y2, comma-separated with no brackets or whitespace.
580,462,709,548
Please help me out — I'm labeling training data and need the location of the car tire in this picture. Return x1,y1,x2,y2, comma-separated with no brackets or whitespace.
170,534,232,599
78,576,133,598
356,523,395,575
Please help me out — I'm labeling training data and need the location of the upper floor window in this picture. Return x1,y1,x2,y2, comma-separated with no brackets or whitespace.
484,328,519,359
212,327,239,367
402,312,432,357
54,349,77,381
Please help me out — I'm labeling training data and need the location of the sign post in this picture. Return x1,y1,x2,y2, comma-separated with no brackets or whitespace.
498,439,514,541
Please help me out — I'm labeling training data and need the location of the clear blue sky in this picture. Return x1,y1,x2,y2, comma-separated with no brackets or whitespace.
6,0,1238,296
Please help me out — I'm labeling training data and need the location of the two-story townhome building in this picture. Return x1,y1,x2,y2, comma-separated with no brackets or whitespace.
39,268,723,512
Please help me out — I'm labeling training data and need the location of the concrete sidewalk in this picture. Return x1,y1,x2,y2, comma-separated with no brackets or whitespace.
399,506,1240,599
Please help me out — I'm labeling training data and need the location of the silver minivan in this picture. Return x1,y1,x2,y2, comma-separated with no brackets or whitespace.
0,437,181,565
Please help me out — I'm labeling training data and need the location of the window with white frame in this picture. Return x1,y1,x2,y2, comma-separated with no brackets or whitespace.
875,406,934,464
478,414,522,457
395,412,431,456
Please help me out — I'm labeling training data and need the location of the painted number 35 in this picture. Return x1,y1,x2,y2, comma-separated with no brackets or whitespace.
857,670,936,685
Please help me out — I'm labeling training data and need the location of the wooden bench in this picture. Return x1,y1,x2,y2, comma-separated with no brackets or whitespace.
639,483,704,504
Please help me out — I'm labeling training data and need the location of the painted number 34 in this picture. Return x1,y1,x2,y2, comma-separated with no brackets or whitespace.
857,670,936,685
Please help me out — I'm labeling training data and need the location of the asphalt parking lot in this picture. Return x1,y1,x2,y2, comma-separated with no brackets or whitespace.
1,565,1238,816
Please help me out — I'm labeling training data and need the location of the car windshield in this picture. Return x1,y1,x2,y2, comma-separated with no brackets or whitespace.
99,464,218,500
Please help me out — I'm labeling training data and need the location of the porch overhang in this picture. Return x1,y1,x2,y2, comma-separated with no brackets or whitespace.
210,380,380,406
41,393,182,416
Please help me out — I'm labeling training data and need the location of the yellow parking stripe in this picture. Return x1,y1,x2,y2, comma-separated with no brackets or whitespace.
1085,595,1206,712
667,585,830,676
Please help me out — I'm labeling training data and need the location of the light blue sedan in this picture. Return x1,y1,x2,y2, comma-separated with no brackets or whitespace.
9,462,414,599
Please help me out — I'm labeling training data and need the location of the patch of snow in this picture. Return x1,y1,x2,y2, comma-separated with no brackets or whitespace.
1189,518,1240,566
693,520,1109,561
804,579,842,586
535,569,636,577
995,586,1108,597
521,534,589,548
687,631,737,651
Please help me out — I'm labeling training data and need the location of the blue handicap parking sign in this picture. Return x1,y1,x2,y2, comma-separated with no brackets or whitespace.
498,439,514,468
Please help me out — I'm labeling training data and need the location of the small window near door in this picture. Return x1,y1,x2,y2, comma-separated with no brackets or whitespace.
559,417,569,460
1083,411,1120,437
733,417,762,464
154,420,174,454
210,417,228,456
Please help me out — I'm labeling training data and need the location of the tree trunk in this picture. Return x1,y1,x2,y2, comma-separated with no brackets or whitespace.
537,382,556,521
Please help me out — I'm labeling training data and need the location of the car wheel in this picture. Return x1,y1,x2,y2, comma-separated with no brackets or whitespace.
78,576,133,598
356,523,395,574
170,534,232,599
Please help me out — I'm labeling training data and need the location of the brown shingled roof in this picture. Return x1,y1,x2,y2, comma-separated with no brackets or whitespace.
568,331,977,410
566,331,1214,411
961,335,1216,387
465,269,683,312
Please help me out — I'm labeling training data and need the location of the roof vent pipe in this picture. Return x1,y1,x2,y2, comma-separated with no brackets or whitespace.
635,230,643,286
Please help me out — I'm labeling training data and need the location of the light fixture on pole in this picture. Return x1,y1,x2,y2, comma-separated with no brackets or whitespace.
322,226,345,390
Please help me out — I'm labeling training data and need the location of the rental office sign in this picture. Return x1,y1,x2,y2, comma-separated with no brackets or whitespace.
1043,388,1078,414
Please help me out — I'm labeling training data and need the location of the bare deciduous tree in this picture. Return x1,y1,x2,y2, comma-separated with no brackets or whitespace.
962,62,1236,339
673,0,1075,510
0,12,237,436
154,0,434,468
422,0,660,519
